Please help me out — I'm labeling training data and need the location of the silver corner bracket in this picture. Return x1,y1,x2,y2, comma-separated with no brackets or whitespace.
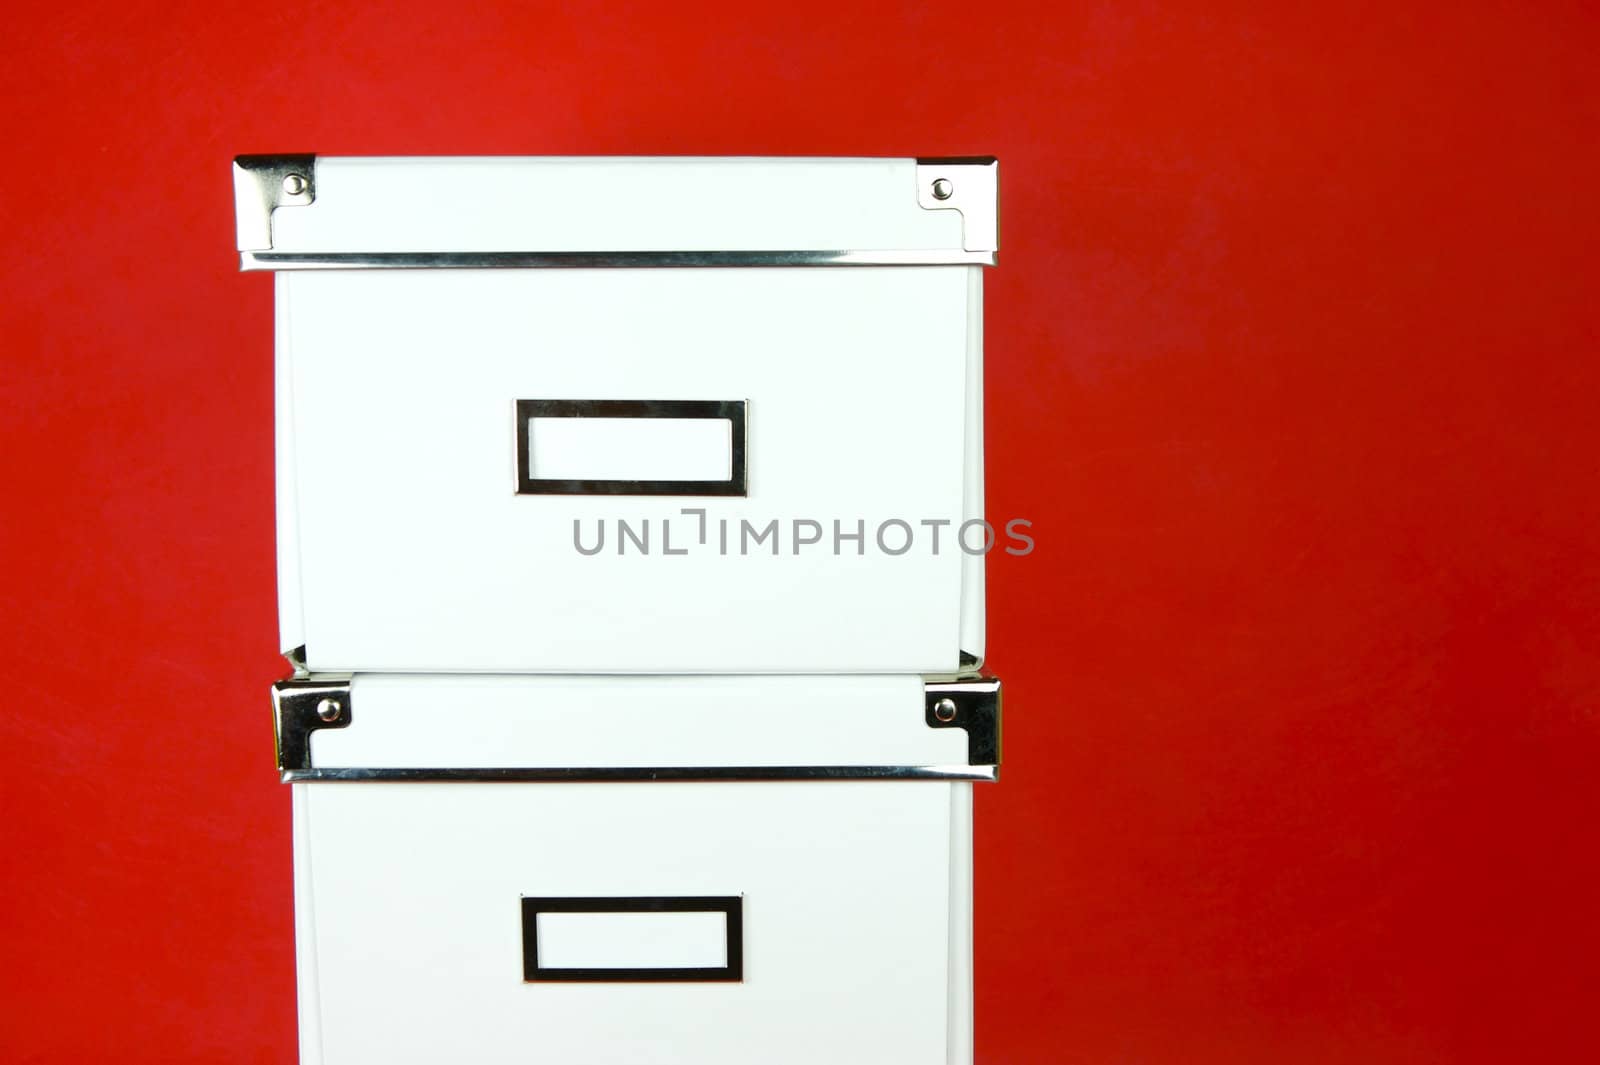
283,644,309,678
273,674,352,775
233,154,316,253
924,675,1002,769
916,157,999,257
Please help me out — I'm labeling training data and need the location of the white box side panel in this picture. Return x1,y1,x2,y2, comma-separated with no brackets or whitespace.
270,157,965,254
292,784,324,1065
275,273,306,655
286,267,969,673
959,267,986,663
311,674,967,769
947,782,974,1065
303,781,951,1065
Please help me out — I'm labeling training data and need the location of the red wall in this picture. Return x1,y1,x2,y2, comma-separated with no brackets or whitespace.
4,3,1598,1062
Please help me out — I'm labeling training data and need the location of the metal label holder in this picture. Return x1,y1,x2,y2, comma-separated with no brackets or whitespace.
515,399,748,498
521,896,744,983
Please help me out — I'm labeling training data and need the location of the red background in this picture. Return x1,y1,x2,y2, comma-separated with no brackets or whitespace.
4,2,1598,1062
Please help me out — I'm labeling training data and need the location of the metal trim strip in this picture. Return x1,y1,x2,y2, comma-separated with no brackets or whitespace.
282,764,998,783
241,249,996,270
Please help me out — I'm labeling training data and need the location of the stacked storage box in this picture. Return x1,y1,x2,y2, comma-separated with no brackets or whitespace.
234,155,1002,1065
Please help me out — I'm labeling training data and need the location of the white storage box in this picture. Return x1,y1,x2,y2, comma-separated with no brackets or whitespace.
238,154,1006,1065
273,673,1000,1065
235,156,998,675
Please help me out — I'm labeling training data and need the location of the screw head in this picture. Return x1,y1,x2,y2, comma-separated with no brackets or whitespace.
931,177,954,201
282,173,308,196
933,697,959,722
316,697,342,722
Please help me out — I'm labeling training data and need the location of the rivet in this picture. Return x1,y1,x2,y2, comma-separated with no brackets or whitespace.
316,697,342,722
931,177,954,201
282,173,308,196
933,697,959,722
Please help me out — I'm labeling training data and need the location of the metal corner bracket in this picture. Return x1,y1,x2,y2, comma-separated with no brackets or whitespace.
924,675,1002,767
233,154,316,252
916,157,998,255
273,674,352,773
283,645,310,677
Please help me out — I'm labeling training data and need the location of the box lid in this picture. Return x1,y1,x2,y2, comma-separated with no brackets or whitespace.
233,155,998,268
273,673,1001,782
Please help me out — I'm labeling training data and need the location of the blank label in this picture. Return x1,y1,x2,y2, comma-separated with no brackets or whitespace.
536,910,728,970
528,417,733,482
